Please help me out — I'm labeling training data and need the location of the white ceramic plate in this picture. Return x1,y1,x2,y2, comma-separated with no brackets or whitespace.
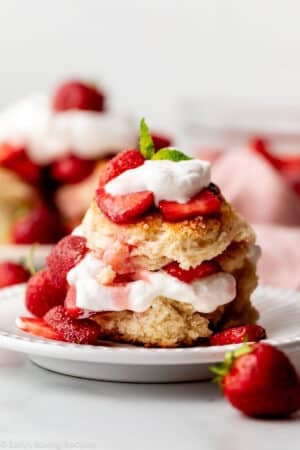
0,284,299,383
0,245,52,269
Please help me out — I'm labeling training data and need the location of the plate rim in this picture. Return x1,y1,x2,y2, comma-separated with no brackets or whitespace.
0,284,299,366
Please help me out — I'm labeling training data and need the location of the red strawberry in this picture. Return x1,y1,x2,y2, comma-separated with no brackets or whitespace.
0,261,30,288
51,154,94,184
25,269,65,317
11,203,63,244
0,144,40,184
96,188,154,224
44,305,101,345
164,261,219,283
46,235,87,291
99,149,145,187
64,286,83,318
151,133,172,150
16,316,61,340
52,80,105,112
211,343,300,418
159,189,221,222
210,324,266,346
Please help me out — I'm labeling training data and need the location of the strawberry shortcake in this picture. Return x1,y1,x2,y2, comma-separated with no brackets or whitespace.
17,119,259,347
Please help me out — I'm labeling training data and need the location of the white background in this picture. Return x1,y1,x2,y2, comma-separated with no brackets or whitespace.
1,0,300,133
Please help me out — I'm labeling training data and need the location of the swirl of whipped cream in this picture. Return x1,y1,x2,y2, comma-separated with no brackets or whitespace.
0,95,137,165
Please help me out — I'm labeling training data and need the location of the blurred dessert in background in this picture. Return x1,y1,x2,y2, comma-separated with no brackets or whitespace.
0,79,171,244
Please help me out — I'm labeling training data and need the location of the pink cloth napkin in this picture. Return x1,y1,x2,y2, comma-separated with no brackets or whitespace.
208,149,300,289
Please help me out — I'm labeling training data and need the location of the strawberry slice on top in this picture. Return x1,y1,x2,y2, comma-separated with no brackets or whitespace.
96,148,154,224
159,188,221,222
96,188,154,224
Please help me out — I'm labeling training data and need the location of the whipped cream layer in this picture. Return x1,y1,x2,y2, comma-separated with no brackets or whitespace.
67,252,236,314
0,95,137,165
105,159,211,205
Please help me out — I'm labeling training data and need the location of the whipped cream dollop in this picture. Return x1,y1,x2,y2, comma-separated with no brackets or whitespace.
105,159,211,205
0,95,137,165
67,252,236,314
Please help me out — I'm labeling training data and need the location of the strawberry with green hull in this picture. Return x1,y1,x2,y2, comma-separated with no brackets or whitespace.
211,343,300,418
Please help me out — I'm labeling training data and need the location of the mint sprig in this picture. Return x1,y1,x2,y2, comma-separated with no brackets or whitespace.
139,118,155,159
152,148,192,162
139,118,192,162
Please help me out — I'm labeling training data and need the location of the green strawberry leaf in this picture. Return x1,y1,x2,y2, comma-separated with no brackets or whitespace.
151,148,192,162
139,118,155,159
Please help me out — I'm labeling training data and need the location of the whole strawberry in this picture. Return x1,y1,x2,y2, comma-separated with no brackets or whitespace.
211,343,300,418
46,235,87,291
11,203,63,244
51,154,94,185
25,269,65,317
0,261,30,288
52,80,105,112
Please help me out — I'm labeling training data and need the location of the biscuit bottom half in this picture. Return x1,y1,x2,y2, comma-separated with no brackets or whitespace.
91,259,258,348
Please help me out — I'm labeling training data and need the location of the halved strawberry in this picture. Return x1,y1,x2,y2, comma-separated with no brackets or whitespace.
46,235,87,291
64,286,83,318
96,188,154,224
16,316,61,340
44,305,101,345
210,324,267,346
0,144,40,184
164,261,219,283
99,149,145,187
159,189,221,222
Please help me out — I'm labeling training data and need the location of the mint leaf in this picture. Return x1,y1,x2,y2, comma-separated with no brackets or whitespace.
139,118,155,159
151,148,192,162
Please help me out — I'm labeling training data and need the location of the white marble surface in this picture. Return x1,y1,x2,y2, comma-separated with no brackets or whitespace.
0,349,299,450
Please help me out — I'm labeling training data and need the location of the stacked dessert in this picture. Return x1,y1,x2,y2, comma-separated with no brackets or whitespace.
17,119,259,347
0,79,138,243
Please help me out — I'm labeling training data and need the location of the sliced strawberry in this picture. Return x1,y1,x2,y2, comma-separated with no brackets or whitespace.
25,269,65,317
210,324,267,346
164,261,219,283
52,80,105,112
46,235,87,291
159,189,221,222
151,133,172,150
64,286,83,318
96,188,154,224
0,144,40,184
51,154,94,184
99,149,145,187
0,261,30,288
16,316,62,340
44,305,101,345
